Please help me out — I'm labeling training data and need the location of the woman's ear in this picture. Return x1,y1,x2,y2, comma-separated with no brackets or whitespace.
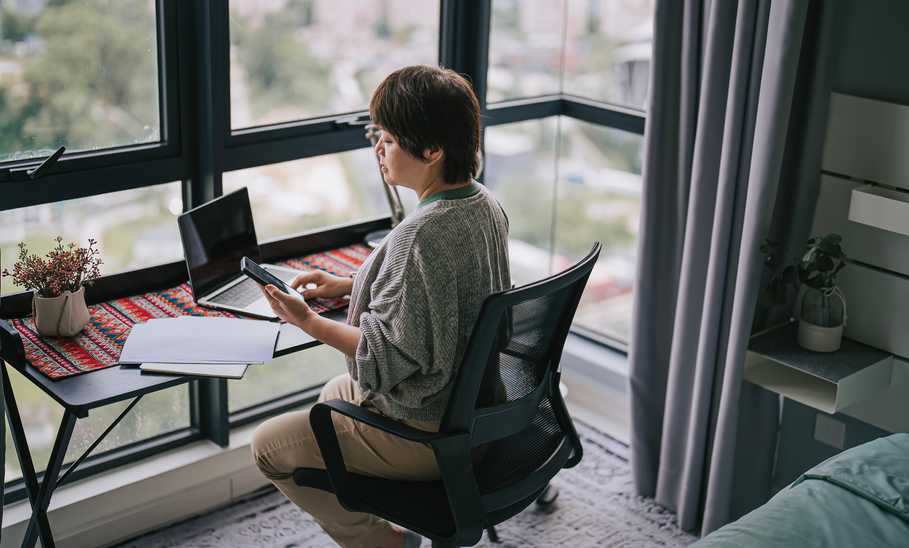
423,147,444,166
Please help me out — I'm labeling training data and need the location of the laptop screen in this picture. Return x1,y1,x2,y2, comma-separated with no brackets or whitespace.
178,187,261,298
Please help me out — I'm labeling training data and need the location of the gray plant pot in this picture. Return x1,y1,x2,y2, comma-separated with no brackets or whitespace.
33,286,91,337
796,286,846,353
797,320,843,352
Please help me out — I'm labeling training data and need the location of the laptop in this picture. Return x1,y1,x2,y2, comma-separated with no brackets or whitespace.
178,187,302,320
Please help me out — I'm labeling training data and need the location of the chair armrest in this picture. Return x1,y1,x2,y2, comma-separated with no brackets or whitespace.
308,399,448,503
314,399,443,443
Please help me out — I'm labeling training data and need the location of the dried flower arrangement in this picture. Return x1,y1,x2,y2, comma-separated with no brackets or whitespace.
2,237,103,298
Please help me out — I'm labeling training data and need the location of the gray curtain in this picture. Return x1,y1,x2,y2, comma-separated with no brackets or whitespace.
629,0,824,535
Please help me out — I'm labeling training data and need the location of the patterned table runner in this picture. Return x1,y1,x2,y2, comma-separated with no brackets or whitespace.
10,244,371,380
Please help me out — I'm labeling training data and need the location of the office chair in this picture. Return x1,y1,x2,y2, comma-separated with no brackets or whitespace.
295,242,602,547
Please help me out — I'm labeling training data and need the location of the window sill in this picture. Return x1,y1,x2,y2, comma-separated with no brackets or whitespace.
563,331,628,389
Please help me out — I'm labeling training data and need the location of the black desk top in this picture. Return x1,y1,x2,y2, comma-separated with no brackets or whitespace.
3,308,345,416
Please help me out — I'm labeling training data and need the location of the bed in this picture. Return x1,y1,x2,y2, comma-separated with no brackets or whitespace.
694,433,909,547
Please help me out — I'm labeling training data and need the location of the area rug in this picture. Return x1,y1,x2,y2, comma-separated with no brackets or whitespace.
117,421,696,547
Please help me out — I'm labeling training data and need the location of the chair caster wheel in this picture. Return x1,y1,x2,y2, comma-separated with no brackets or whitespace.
535,483,559,507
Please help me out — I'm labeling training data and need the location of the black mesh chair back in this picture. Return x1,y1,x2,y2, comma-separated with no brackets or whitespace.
296,242,602,547
440,242,599,525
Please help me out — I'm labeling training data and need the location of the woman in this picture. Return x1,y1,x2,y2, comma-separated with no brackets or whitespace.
252,65,511,548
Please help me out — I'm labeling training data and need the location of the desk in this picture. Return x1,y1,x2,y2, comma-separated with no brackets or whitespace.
0,218,386,548
1,314,343,548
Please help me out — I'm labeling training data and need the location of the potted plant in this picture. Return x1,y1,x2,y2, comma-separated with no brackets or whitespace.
2,237,103,337
762,234,848,352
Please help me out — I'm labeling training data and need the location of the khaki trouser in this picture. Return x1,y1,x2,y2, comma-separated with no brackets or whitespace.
251,373,440,548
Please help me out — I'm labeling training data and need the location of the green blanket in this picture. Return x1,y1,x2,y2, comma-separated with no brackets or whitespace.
694,434,909,547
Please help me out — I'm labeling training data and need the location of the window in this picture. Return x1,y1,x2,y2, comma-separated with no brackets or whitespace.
0,183,184,294
487,0,563,103
562,0,654,108
0,0,160,161
488,0,653,109
229,0,440,129
485,118,559,284
1,183,186,484
555,119,642,344
223,149,393,241
486,117,642,346
486,1,650,348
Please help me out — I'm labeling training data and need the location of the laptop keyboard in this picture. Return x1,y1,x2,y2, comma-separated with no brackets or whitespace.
209,268,298,309
210,278,263,308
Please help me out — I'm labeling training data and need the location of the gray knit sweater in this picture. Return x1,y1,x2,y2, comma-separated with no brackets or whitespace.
346,181,511,422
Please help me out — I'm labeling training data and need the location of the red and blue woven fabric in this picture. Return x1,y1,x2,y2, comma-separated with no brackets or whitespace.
11,244,371,380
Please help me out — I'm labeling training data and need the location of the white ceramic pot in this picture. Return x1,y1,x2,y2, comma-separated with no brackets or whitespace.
33,286,91,337
797,319,843,352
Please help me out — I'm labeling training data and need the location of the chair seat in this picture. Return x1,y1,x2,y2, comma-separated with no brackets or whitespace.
295,468,456,539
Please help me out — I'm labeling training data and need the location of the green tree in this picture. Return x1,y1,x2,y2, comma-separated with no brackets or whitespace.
0,0,158,161
0,7,35,43
232,12,333,121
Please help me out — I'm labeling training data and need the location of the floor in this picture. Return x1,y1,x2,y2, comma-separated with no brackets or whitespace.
117,419,694,548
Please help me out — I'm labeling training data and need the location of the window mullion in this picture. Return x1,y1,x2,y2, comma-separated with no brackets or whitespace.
439,0,491,109
180,0,230,448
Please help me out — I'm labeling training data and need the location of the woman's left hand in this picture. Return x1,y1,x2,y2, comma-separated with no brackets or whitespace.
260,284,315,327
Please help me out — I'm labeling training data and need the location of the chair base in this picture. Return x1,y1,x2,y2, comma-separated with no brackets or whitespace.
535,483,559,508
429,527,499,548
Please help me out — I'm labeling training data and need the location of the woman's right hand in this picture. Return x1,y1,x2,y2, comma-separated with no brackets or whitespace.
290,270,353,300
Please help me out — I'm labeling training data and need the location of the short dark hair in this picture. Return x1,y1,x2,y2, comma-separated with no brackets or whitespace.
370,65,481,184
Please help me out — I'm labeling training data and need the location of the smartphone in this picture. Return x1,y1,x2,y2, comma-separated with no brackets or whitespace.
241,256,292,294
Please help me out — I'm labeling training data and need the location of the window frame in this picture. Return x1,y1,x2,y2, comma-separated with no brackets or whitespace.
2,0,649,503
0,0,185,211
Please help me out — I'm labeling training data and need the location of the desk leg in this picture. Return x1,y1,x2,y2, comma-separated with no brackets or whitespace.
2,365,57,548
20,411,76,548
3,364,78,548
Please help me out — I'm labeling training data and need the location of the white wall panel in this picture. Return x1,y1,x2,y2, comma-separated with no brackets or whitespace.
823,93,909,189
837,263,909,358
812,174,909,276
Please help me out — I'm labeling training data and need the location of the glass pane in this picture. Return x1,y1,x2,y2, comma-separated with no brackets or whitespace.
484,118,559,285
563,0,654,109
488,0,564,103
0,0,160,162
229,0,440,129
555,118,642,343
223,148,418,242
4,366,190,482
1,183,184,295
228,343,346,412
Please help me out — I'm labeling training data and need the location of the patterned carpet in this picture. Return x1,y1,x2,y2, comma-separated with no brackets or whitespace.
118,422,696,547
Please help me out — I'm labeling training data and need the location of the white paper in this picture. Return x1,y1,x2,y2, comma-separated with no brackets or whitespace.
119,317,279,365
139,362,249,379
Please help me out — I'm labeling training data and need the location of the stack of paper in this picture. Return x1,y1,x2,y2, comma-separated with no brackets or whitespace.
119,317,280,379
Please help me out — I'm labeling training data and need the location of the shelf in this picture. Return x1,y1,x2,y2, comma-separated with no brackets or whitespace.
848,184,909,237
745,323,894,414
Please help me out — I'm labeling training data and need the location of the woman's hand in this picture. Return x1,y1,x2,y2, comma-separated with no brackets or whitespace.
290,270,353,300
260,285,315,328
